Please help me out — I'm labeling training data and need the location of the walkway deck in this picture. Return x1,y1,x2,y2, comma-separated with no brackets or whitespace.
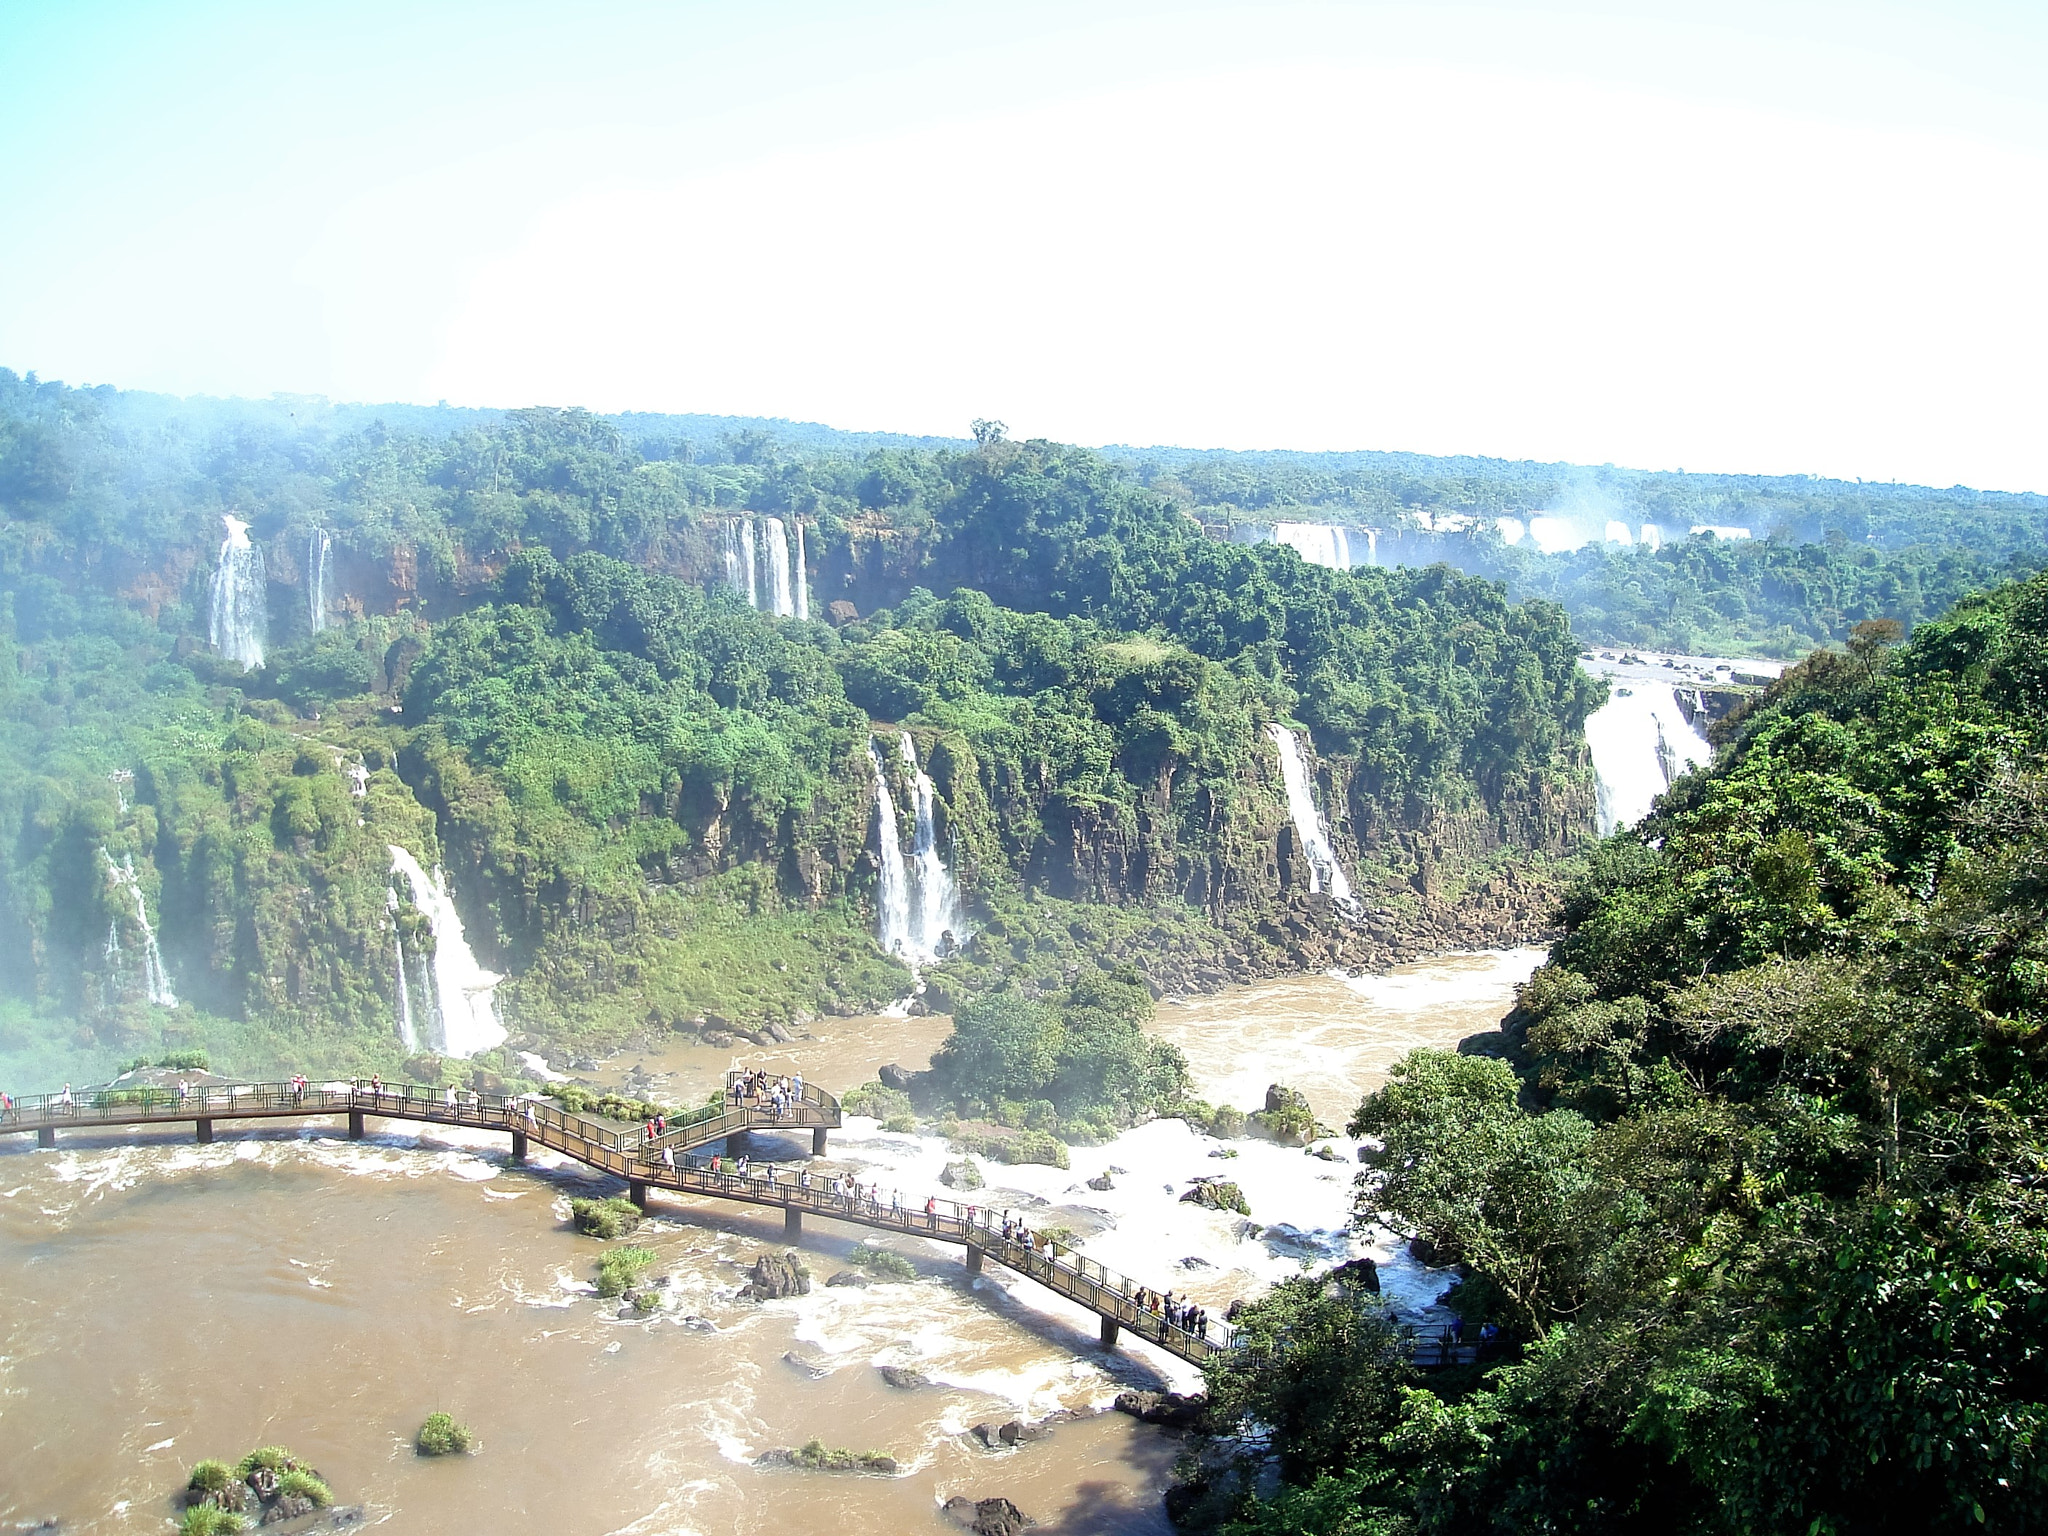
0,1076,1233,1364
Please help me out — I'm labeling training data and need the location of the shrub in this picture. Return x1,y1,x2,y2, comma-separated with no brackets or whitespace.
632,1289,661,1313
234,1447,294,1478
180,1507,245,1536
996,1129,1069,1168
186,1459,233,1496
881,1113,918,1134
595,1245,657,1297
275,1470,332,1508
1249,1104,1318,1145
842,1082,913,1121
1208,1104,1247,1138
416,1412,473,1456
789,1439,897,1472
848,1243,918,1282
159,1050,210,1071
570,1195,643,1239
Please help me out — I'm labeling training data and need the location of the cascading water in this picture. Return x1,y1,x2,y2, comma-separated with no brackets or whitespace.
307,528,332,633
102,851,177,1006
1582,684,1714,833
900,732,964,955
868,742,915,960
1363,528,1379,566
1272,522,1353,569
209,515,267,669
794,521,810,621
387,889,419,1053
741,518,760,607
1266,724,1354,904
387,846,506,1058
764,516,795,617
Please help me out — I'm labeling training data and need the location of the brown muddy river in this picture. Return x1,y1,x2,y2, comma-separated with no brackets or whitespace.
0,949,1538,1534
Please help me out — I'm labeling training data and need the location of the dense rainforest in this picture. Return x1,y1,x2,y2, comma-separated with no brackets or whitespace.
0,373,1597,1095
1188,571,2048,1533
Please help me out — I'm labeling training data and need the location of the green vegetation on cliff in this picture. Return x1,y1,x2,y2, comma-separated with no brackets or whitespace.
1196,570,2048,1534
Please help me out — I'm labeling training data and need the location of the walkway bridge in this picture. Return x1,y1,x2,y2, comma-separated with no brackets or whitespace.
0,1075,1234,1365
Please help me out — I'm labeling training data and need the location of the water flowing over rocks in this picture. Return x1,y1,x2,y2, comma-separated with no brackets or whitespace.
746,1251,811,1300
943,1495,1036,1536
208,514,267,669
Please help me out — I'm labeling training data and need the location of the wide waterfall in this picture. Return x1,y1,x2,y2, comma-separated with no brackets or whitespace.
307,528,332,634
794,521,810,620
1273,521,1353,569
900,732,964,953
868,742,915,959
1267,724,1355,903
765,516,795,616
387,846,506,1058
1582,683,1714,833
102,851,177,1006
209,514,267,669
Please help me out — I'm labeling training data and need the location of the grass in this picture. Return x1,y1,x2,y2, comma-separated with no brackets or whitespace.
790,1439,898,1472
179,1507,245,1536
185,1459,233,1496
233,1447,294,1478
416,1412,473,1456
275,1469,333,1507
847,1243,918,1282
595,1245,657,1297
570,1195,644,1240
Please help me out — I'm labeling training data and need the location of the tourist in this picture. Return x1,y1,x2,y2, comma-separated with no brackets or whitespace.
661,1144,675,1172
925,1195,938,1230
60,1083,73,1113
792,1072,804,1101
370,1074,381,1096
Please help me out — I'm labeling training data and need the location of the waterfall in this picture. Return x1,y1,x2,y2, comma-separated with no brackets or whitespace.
900,732,964,955
794,522,810,621
869,741,915,960
742,518,760,607
1582,684,1714,834
1266,724,1354,903
724,518,761,607
1639,523,1664,550
209,514,267,669
1364,528,1379,566
1272,522,1352,570
765,516,795,617
1604,520,1635,545
387,846,506,1058
307,528,332,634
102,852,177,1006
387,889,419,1053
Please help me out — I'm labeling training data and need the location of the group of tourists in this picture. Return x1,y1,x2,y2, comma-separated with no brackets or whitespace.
1133,1286,1211,1339
728,1068,803,1119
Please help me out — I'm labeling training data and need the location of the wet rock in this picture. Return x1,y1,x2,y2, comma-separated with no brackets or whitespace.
782,1351,833,1380
877,1364,931,1390
940,1158,985,1191
942,1496,1036,1536
1112,1390,1208,1429
261,1495,315,1524
1180,1179,1251,1217
678,1314,718,1333
747,1251,812,1300
764,1021,794,1043
1307,1143,1344,1161
825,1269,871,1288
1085,1172,1114,1191
1176,1255,1216,1270
997,1419,1045,1446
1265,1084,1310,1114
700,1030,736,1049
878,1063,917,1091
1328,1256,1382,1293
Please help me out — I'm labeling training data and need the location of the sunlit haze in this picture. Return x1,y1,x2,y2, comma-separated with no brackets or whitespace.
4,0,2044,487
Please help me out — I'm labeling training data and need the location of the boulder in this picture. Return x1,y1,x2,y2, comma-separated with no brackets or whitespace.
1112,1390,1208,1429
825,1269,871,1288
782,1351,833,1380
1180,1180,1251,1217
878,1063,918,1091
1264,1083,1310,1114
747,1251,812,1300
1328,1256,1381,1293
701,1030,736,1049
826,599,860,627
940,1159,984,1191
877,1364,931,1390
765,1021,794,1043
997,1419,1045,1446
1085,1172,1114,1191
260,1496,315,1524
942,1496,1036,1536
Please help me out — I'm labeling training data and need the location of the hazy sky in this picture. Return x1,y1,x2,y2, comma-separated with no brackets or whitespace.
4,1,2045,488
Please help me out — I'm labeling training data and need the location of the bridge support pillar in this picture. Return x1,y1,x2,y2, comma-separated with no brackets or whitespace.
629,1179,649,1212
784,1206,802,1241
348,1110,365,1140
1099,1314,1121,1350
196,1119,213,1146
965,1246,982,1277
37,1126,56,1149
812,1127,828,1156
511,1130,528,1163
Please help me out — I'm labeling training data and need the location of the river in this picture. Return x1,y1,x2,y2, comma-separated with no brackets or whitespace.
0,949,1540,1535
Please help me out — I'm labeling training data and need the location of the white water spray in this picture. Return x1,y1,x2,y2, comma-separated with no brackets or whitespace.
209,515,267,669
102,851,177,1006
387,889,419,1053
1272,522,1353,569
794,522,810,621
1582,685,1714,833
869,742,915,961
741,518,759,607
1267,725,1354,904
387,846,506,1058
307,528,332,633
765,516,795,617
900,732,964,955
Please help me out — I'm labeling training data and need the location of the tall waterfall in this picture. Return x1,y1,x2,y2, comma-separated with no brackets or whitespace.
900,732,963,954
387,846,506,1058
869,742,915,960
209,514,267,669
307,528,332,634
794,522,810,621
741,518,759,607
1266,724,1354,903
765,516,795,617
1363,528,1378,566
387,889,419,1053
1273,522,1353,569
1583,684,1713,833
102,852,177,1006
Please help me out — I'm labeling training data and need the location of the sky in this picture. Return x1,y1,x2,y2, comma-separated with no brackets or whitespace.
2,1,2045,490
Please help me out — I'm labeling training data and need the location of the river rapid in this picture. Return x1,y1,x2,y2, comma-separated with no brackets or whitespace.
0,949,1540,1535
